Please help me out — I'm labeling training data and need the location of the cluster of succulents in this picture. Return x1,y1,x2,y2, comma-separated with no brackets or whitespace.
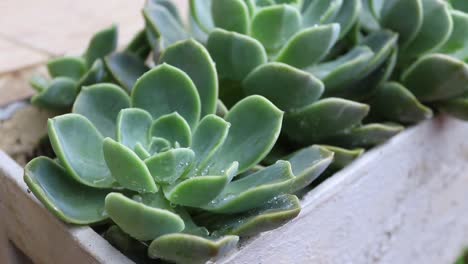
25,0,468,263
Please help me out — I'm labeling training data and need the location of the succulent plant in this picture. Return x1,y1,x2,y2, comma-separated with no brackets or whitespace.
25,41,333,263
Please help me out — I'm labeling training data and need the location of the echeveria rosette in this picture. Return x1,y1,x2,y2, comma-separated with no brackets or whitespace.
24,48,333,263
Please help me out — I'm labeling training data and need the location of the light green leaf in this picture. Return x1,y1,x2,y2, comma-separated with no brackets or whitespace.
84,25,118,67
328,123,404,148
243,62,324,111
302,0,343,27
328,0,360,38
190,0,215,33
160,39,218,116
439,10,468,61
276,24,341,68
116,108,153,150
76,59,106,92
450,0,468,12
134,143,151,160
31,77,77,111
73,83,130,139
212,0,250,34
207,29,267,81
47,57,87,81
145,148,195,184
103,138,157,193
104,52,149,92
24,157,109,224
48,114,114,188
105,193,184,241
150,112,192,147
148,137,172,154
251,5,302,52
29,75,49,92
131,64,201,128
143,5,189,48
319,145,364,171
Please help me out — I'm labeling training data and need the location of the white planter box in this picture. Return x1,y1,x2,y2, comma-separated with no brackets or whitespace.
1,115,468,264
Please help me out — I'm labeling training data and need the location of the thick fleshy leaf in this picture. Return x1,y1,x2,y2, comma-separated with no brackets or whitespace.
148,137,171,154
439,10,468,61
283,98,369,145
450,0,468,12
150,113,192,147
308,46,374,96
327,123,404,148
143,5,189,48
190,0,215,33
31,77,77,110
134,143,151,160
360,0,380,31
131,64,201,128
47,57,87,81
124,29,152,60
287,145,334,192
103,138,157,193
361,30,399,76
402,54,468,102
202,161,294,213
48,114,114,188
402,0,453,59
104,52,149,92
145,148,195,184
251,5,302,52
190,115,230,171
212,0,249,34
370,82,433,123
73,83,130,138
437,93,468,121
207,29,267,81
84,25,118,67
105,193,185,241
147,0,184,24
328,0,360,38
24,157,109,224
116,108,153,150
319,145,364,171
243,62,324,111
380,0,423,47
302,0,343,27
29,75,49,92
212,95,283,173
276,24,341,68
216,100,228,117
148,234,239,264
207,194,300,237
160,39,218,116
76,59,106,92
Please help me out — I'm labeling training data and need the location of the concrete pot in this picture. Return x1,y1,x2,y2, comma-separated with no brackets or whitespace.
1,115,468,264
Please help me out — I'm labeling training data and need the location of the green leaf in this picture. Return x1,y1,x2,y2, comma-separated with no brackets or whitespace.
202,161,294,213
450,0,468,13
360,0,380,31
438,94,468,121
103,138,157,193
319,145,364,171
439,10,468,61
327,123,404,148
402,0,453,59
328,0,360,38
150,112,192,147
190,0,215,33
213,95,283,173
124,29,152,60
131,64,201,128
84,25,118,67
287,145,334,192
48,114,114,188
104,52,149,92
147,0,185,24
76,59,106,92
134,143,151,160
302,0,343,28
308,46,375,96
276,24,341,68
148,234,238,264
116,108,153,150
216,100,228,117
402,54,468,102
160,39,218,116
47,57,87,81
72,83,130,139
143,5,189,48
145,148,195,184
148,137,172,154
370,82,433,123
207,29,267,81
190,115,230,171
207,194,300,237
212,0,250,34
251,5,302,52
105,193,185,241
24,157,109,224
380,0,423,47
283,98,369,145
243,62,324,111
31,77,77,111
29,75,49,92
